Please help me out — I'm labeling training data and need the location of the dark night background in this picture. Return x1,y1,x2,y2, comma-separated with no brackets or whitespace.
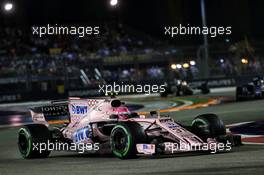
1,0,264,43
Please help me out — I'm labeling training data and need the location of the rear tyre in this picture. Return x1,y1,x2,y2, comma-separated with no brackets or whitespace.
18,124,51,159
236,95,243,101
254,90,263,99
236,87,243,101
236,94,244,101
160,87,169,97
160,92,168,97
110,122,146,159
183,88,193,95
191,114,226,140
200,83,210,94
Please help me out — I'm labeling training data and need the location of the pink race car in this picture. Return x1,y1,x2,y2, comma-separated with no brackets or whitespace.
17,97,241,159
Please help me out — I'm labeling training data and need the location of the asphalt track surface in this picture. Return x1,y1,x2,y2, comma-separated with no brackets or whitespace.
0,88,264,175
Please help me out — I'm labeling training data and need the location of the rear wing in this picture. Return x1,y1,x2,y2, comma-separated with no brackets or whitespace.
30,100,69,125
30,98,105,125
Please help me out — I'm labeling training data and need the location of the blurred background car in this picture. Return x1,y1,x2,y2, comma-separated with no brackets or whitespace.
236,76,264,101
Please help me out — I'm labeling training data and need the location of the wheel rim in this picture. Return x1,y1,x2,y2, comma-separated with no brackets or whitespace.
113,129,128,151
18,128,32,158
18,133,28,153
111,126,131,158
192,119,210,136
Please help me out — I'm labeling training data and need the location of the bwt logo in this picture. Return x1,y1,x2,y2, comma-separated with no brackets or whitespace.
71,105,88,114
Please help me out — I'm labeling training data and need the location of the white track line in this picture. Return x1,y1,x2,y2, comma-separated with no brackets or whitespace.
210,86,235,93
226,121,264,145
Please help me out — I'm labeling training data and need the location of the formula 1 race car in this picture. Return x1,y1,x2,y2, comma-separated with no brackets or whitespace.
160,80,210,97
160,80,193,97
18,97,241,159
236,76,264,101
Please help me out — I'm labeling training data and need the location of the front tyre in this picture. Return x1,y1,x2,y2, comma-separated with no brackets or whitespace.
110,122,146,159
18,124,51,159
191,114,226,140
